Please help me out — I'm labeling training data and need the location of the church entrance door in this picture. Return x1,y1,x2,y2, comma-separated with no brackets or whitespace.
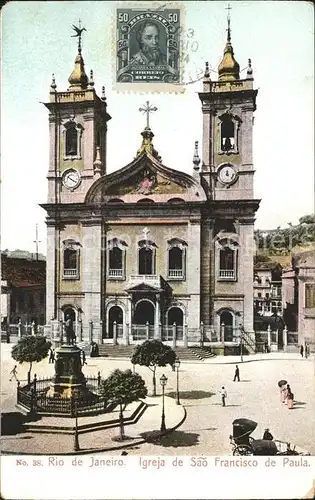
108,306,123,339
134,300,155,325
220,311,234,342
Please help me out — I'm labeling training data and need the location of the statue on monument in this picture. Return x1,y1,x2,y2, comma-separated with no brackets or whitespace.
65,315,76,345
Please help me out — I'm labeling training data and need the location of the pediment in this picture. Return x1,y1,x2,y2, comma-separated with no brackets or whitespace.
85,152,206,203
126,283,161,292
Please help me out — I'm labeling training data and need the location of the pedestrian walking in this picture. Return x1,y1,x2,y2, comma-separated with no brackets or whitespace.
220,386,227,407
263,428,273,440
305,344,308,359
9,365,18,382
286,384,294,409
233,365,240,382
48,348,55,363
82,350,87,365
300,344,304,357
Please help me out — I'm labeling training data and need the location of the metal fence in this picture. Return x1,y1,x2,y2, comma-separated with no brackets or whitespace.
16,374,115,417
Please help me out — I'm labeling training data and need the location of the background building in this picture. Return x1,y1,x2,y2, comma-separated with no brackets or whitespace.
0,253,46,327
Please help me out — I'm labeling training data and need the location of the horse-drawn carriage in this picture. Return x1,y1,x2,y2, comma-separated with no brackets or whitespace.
230,418,310,456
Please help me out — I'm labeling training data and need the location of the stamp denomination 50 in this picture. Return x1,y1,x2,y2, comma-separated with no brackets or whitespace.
116,7,181,84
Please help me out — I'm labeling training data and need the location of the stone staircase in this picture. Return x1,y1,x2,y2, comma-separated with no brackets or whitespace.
174,346,216,361
97,344,136,358
95,344,215,361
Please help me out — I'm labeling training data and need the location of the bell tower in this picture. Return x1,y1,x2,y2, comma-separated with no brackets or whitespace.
198,9,260,340
44,23,111,205
199,12,257,200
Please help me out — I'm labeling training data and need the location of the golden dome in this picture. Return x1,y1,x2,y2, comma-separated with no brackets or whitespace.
218,21,240,81
68,52,88,90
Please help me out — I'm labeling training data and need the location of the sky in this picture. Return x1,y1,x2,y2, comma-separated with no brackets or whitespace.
1,1,314,255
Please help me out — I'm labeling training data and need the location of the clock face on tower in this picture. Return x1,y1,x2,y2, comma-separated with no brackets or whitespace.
62,169,81,190
218,164,237,185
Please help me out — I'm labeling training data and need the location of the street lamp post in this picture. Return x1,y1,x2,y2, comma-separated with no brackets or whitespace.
160,374,168,432
174,358,181,405
74,400,80,452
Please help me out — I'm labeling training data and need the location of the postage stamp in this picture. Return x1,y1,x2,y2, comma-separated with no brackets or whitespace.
116,5,182,89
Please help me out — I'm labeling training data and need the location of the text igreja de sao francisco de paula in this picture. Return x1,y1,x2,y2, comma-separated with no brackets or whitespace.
16,455,312,469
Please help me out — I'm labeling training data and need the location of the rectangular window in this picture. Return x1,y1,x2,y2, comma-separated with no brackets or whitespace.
108,246,125,279
218,247,237,281
168,246,185,280
305,284,315,308
63,248,80,279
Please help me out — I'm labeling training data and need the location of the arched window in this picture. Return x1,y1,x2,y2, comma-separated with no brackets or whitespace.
218,112,240,154
138,240,157,276
64,121,83,159
107,238,127,279
139,247,153,275
62,239,81,279
220,247,234,270
217,237,238,281
108,305,124,338
220,310,234,342
65,125,78,156
167,238,187,280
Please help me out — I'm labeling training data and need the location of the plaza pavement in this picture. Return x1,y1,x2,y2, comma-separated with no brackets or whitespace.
1,343,314,456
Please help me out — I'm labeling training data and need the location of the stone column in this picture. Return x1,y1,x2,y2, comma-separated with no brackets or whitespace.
200,321,204,347
283,326,288,350
220,323,225,343
78,319,83,342
267,325,271,348
89,320,93,344
82,224,102,324
155,294,160,339
59,320,64,343
99,320,103,344
18,320,22,338
183,323,188,348
113,321,118,345
158,321,162,341
127,295,132,343
145,322,150,340
46,226,56,323
172,322,177,348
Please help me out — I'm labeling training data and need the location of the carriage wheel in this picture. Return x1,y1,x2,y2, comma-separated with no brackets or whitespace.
233,445,253,456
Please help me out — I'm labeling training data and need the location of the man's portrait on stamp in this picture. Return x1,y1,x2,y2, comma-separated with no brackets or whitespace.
117,8,181,83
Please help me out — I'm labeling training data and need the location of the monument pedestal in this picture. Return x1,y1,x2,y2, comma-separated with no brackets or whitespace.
46,345,95,401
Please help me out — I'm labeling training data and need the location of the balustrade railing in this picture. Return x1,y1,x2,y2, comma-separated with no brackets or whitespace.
63,269,79,279
168,269,183,279
219,270,235,279
108,269,123,278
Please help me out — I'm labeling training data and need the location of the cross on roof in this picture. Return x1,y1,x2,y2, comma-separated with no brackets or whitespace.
142,227,150,242
139,101,158,129
225,4,232,41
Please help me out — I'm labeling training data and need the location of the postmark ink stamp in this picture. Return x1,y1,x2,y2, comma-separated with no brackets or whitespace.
116,6,181,85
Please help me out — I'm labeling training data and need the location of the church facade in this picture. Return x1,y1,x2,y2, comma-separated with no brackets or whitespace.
42,23,260,350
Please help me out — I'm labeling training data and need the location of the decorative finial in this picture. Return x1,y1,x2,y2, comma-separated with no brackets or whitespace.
88,69,95,88
139,101,158,130
193,141,201,169
93,146,103,176
226,4,232,42
247,58,253,78
101,85,106,101
50,73,57,91
204,61,210,78
71,20,87,55
218,4,240,81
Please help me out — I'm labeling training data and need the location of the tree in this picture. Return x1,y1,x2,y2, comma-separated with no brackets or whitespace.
100,369,147,440
131,339,176,396
11,335,51,385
